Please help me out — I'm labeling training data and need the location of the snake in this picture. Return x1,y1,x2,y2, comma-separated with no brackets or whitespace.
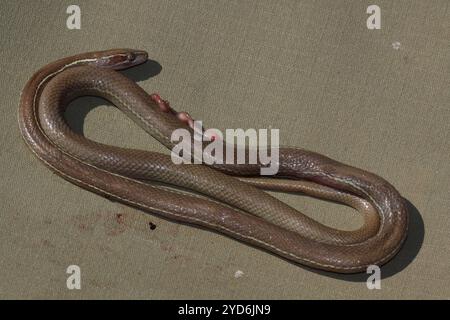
18,49,408,273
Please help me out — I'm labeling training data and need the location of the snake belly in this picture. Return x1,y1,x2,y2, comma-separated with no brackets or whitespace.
18,49,408,273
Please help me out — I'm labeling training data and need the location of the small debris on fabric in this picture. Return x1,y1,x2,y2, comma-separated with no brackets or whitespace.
234,270,244,278
392,41,401,50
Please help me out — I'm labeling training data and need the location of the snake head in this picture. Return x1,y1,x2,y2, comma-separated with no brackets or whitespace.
94,49,148,70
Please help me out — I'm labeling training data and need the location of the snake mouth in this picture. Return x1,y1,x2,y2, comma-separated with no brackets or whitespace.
130,50,148,65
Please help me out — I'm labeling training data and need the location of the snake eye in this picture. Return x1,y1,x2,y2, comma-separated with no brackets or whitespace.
127,52,136,61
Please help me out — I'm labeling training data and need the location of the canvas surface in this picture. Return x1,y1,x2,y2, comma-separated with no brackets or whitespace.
0,0,448,299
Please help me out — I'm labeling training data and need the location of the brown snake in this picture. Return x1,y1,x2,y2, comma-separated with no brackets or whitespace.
18,49,408,273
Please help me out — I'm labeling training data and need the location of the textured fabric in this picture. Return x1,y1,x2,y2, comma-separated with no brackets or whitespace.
0,0,449,299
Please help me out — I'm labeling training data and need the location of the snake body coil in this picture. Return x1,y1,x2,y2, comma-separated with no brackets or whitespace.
18,49,408,273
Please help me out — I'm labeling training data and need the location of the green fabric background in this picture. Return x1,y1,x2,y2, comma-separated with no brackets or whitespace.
0,0,449,299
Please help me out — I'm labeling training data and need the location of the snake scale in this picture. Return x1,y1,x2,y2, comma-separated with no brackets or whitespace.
18,49,408,273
